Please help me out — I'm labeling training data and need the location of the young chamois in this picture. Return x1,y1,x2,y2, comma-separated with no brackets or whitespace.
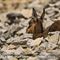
26,7,60,39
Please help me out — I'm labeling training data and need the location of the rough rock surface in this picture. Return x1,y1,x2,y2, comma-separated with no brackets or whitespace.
0,0,60,60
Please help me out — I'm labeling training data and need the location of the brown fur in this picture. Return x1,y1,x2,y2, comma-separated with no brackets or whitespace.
26,7,60,39
43,20,60,38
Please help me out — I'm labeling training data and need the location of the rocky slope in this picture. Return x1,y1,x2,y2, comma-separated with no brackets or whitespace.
0,0,60,60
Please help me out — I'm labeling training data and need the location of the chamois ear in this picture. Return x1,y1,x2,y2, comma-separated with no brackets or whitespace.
32,8,38,19
40,7,45,21
40,5,49,21
40,5,50,22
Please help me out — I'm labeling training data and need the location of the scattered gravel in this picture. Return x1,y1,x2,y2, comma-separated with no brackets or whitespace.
0,0,60,60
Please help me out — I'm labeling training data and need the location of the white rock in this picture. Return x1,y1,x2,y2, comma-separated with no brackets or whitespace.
23,48,33,55
7,56,18,60
27,57,39,60
1,45,15,55
48,49,60,56
45,32,59,44
39,51,50,60
1,45,7,51
4,50,15,55
46,42,58,50
43,19,54,29
7,44,17,50
1,44,16,50
6,37,14,43
16,27,27,35
14,46,24,55
27,37,43,47
40,42,48,50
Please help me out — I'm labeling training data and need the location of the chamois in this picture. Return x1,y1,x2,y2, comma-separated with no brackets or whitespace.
26,7,60,39
26,7,45,39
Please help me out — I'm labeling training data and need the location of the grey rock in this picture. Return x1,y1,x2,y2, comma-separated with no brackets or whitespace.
38,51,50,60
8,24,21,34
6,37,14,44
7,36,27,45
46,42,58,51
0,37,6,45
16,27,27,36
14,46,24,55
40,42,48,50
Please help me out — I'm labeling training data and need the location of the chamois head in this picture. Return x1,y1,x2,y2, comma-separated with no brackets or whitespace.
26,7,45,39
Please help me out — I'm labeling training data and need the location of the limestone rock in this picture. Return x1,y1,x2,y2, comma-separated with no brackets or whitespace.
7,56,18,60
27,57,39,60
27,37,43,47
45,32,59,44
14,46,24,55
